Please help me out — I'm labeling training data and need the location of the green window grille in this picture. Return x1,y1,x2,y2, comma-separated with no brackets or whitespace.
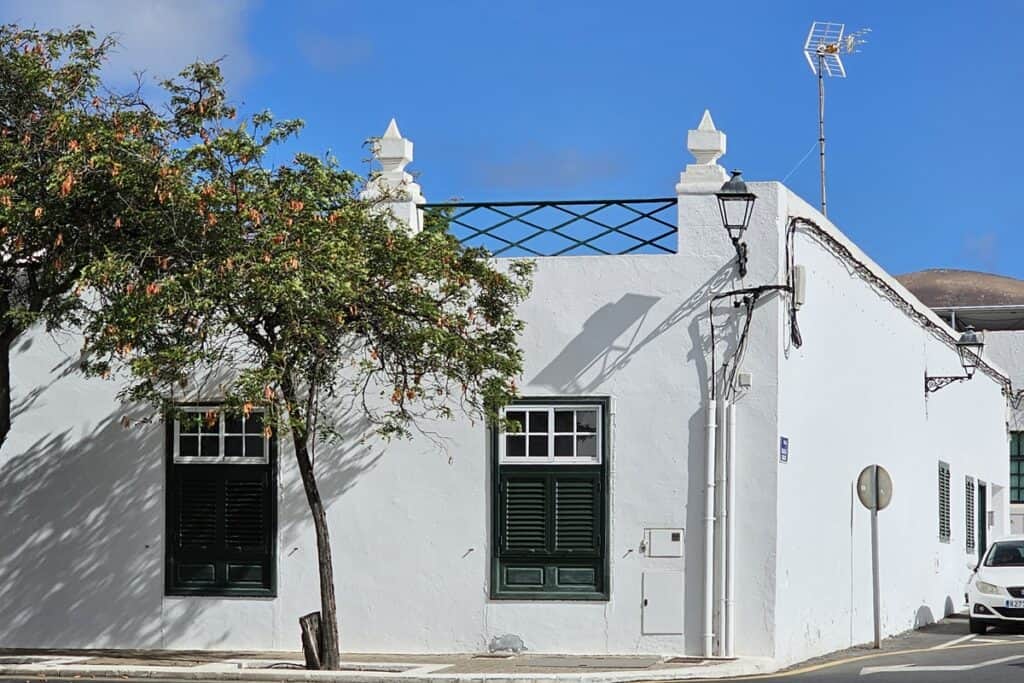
492,397,609,601
1012,432,1024,505
966,476,975,553
166,407,277,597
939,462,951,543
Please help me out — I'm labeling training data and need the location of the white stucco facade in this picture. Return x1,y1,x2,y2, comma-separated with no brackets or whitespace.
979,330,1024,533
0,116,1011,667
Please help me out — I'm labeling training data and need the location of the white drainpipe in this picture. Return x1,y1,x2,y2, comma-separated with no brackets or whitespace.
724,402,738,657
702,399,718,658
716,400,729,655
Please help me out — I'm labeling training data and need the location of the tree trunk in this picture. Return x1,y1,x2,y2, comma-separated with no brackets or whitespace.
292,430,342,669
0,329,15,451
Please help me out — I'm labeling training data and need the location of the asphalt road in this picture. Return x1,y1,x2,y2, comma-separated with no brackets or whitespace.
1,618,1023,683
730,618,1024,682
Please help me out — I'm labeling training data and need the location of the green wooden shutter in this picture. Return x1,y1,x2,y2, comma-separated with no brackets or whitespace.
501,474,549,554
224,476,268,550
554,472,601,556
177,477,218,551
168,465,274,595
496,467,604,598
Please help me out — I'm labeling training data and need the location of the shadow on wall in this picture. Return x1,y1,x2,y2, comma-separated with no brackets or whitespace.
276,396,386,549
530,266,736,395
0,410,210,648
914,605,935,629
527,264,745,654
0,373,388,650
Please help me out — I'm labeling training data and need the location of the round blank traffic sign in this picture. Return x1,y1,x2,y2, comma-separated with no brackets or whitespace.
857,465,893,511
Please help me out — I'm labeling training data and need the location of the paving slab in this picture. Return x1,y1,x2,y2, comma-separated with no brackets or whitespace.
0,649,775,681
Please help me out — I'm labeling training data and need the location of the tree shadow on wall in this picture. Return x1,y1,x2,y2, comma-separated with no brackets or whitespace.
0,397,388,651
0,411,212,649
276,397,386,550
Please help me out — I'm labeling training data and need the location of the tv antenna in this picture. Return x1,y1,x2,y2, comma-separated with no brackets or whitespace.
803,21,870,217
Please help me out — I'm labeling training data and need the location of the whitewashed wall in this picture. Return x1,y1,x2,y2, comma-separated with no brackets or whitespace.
773,190,1009,666
0,183,784,656
984,330,1024,533
983,331,1024,431
0,176,1008,663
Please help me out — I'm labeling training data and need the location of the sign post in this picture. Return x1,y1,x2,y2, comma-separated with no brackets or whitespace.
857,464,892,649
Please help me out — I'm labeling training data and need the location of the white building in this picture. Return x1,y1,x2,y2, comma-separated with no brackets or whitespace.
897,269,1024,534
0,113,1011,668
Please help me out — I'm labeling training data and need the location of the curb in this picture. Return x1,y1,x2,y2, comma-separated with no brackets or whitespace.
0,659,778,683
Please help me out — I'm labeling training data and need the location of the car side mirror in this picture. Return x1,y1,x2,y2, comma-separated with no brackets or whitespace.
967,562,978,572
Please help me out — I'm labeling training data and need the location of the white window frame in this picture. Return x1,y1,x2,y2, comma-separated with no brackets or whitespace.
498,403,603,465
173,405,270,465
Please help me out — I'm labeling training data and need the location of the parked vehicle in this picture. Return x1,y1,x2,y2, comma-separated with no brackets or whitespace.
967,536,1024,634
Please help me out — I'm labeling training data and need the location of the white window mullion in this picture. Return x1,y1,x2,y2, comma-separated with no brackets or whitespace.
548,407,555,462
219,411,226,463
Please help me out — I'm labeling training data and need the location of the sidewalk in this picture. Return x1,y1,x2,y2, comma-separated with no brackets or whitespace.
0,649,777,682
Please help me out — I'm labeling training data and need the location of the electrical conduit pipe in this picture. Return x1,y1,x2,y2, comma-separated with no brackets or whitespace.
724,401,738,657
703,399,718,658
716,400,729,656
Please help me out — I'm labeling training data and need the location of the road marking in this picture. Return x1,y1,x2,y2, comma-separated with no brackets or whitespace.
860,653,1024,675
975,637,1004,643
932,633,976,649
682,638,1022,681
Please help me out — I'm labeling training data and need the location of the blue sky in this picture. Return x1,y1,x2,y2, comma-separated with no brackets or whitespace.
4,1,1023,277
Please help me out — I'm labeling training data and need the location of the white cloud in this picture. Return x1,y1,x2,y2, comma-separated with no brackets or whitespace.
1,0,255,86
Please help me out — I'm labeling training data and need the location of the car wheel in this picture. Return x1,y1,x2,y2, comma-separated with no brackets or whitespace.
970,617,988,634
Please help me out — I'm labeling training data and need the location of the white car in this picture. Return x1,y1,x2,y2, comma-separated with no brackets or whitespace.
966,536,1024,634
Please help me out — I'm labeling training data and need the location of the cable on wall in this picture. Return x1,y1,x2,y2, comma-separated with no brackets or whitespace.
708,285,790,402
787,216,1008,390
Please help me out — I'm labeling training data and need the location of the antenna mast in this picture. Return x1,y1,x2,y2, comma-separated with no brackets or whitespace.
803,22,870,217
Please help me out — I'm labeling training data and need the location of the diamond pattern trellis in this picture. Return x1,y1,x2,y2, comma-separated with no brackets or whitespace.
425,198,678,257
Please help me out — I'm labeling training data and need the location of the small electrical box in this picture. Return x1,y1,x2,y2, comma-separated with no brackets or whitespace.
646,528,683,557
793,265,807,309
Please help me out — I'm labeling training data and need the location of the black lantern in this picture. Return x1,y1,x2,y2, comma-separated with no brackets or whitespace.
715,170,757,276
925,325,986,393
956,325,984,378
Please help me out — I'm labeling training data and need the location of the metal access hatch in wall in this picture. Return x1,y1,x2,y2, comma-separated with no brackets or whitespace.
646,528,683,557
642,571,683,634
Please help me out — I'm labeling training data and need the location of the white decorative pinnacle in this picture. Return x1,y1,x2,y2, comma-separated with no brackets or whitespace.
361,118,425,234
377,118,413,174
676,109,729,194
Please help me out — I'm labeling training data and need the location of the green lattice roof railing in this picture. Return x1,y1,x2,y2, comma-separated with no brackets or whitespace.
424,197,678,257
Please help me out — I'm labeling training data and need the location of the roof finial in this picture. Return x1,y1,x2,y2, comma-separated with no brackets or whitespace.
676,109,729,194
361,118,425,234
383,118,402,139
375,117,413,174
697,109,716,132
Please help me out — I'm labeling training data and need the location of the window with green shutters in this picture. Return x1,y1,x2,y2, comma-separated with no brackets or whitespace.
166,406,277,597
966,476,975,553
492,398,609,600
939,461,951,543
1012,432,1024,504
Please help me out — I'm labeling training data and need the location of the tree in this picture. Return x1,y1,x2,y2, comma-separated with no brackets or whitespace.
0,25,177,447
79,63,533,669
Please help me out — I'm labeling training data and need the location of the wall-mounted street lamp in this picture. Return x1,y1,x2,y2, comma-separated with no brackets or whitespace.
925,326,985,393
716,170,757,277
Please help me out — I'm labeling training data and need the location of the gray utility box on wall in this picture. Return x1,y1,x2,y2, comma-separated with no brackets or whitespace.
646,528,683,557
642,571,683,634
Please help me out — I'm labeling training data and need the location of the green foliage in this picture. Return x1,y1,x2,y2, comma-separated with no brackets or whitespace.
0,25,179,337
80,62,534,446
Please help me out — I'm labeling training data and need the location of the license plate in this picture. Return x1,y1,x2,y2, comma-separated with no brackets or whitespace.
1006,599,1024,608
